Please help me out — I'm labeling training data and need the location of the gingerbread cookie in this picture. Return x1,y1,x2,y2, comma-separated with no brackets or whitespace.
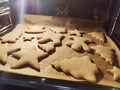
50,27,67,34
91,45,114,64
1,25,22,43
88,32,106,43
65,36,92,52
38,42,55,54
25,25,46,34
68,29,82,36
107,66,120,80
37,30,64,46
0,43,20,64
52,56,99,82
22,33,35,41
0,43,9,64
11,45,47,71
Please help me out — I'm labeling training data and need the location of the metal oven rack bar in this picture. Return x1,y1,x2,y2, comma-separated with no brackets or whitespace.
0,72,119,90
0,0,12,35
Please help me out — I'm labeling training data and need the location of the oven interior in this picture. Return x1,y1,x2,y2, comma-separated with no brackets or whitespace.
5,0,120,49
0,0,120,90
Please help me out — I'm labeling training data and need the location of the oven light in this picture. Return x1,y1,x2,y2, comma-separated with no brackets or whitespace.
17,0,26,23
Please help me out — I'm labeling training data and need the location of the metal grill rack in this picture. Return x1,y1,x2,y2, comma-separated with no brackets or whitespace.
0,0,12,34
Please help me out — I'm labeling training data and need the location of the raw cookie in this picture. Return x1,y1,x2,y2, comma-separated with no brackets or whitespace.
25,25,46,34
88,32,106,43
38,42,55,53
11,45,47,71
52,56,99,82
37,30,64,46
1,25,22,43
65,36,92,52
91,45,114,64
50,27,67,34
0,43,20,64
107,66,120,80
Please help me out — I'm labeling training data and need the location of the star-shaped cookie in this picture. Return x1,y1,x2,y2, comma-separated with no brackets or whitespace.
0,43,9,64
37,30,64,46
88,32,106,43
38,42,55,54
52,56,99,82
22,33,36,41
0,43,20,64
11,46,47,71
107,66,120,80
91,45,114,64
65,36,92,52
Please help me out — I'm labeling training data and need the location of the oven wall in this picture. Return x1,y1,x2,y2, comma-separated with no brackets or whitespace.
9,0,111,24
106,0,120,48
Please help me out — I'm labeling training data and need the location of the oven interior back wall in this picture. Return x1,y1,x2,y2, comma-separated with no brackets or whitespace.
10,0,111,24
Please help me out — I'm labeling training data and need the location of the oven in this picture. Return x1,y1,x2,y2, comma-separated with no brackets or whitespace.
0,0,120,90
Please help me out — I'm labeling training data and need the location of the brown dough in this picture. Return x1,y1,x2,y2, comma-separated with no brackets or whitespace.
52,56,99,82
65,36,92,52
37,30,64,46
11,45,47,71
91,45,115,64
107,66,120,80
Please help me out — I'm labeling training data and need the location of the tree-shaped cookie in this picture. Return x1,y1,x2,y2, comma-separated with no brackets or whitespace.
107,66,120,80
91,45,114,64
88,32,106,43
37,30,64,46
38,42,55,54
50,27,67,34
11,45,47,71
52,56,99,82
0,43,20,64
25,25,46,34
65,36,92,52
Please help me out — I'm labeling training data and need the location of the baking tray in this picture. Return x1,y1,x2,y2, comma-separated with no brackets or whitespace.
0,71,119,90
0,14,120,90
